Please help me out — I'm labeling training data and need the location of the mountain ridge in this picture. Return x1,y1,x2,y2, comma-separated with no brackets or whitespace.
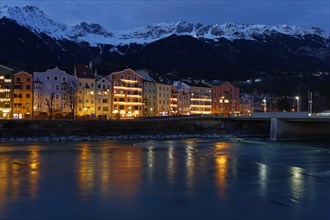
1,5,329,47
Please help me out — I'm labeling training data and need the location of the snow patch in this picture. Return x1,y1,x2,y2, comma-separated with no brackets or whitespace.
1,5,329,46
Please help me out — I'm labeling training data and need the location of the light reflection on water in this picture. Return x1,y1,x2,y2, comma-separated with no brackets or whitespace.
0,139,329,220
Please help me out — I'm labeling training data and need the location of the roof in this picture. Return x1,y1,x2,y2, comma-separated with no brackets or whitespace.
182,80,211,88
33,78,44,84
75,64,95,79
136,69,156,82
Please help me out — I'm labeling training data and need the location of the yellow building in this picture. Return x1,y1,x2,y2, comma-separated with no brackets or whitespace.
156,82,171,116
184,81,212,115
13,71,33,119
143,81,157,117
75,64,96,119
95,76,111,119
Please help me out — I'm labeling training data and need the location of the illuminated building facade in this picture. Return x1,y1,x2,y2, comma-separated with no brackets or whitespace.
0,65,13,119
95,76,111,119
13,71,33,119
143,81,157,117
75,64,96,118
211,81,240,116
184,81,212,115
111,69,143,119
156,82,171,116
172,82,190,115
33,67,77,119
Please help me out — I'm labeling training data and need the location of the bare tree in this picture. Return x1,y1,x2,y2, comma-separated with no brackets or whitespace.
64,82,77,119
45,93,55,120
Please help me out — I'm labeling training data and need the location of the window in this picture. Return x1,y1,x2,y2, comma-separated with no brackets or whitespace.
14,85,22,90
27,78,30,82
47,76,50,80
56,85,60,90
26,94,30,98
26,85,31,90
18,94,22,98
63,77,66,81
128,76,131,80
56,95,60,100
121,75,124,79
16,77,21,82
54,76,58,80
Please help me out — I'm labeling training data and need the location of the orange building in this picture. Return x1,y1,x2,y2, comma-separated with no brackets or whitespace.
13,71,33,119
211,81,240,116
110,69,143,119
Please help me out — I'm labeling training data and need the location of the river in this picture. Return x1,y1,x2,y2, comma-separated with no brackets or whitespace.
0,138,329,220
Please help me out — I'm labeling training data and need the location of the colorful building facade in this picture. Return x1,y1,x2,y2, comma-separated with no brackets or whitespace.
33,67,77,119
143,81,157,117
184,81,212,115
111,69,143,119
211,81,240,116
13,71,33,119
75,64,96,118
156,82,171,116
0,65,13,119
95,76,111,119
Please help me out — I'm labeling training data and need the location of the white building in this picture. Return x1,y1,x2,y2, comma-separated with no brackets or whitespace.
33,67,77,119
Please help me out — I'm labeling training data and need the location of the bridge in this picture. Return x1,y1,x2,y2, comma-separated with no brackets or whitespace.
230,112,330,141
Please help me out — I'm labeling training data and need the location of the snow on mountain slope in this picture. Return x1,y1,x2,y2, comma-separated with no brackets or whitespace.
1,5,329,46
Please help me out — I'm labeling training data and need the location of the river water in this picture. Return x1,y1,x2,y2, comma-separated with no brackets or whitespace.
0,138,329,220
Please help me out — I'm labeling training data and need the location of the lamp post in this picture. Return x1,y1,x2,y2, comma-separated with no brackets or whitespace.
308,91,313,116
263,98,266,112
220,96,224,115
295,96,300,112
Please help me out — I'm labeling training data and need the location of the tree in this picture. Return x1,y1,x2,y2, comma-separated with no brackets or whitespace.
45,93,55,119
64,82,77,119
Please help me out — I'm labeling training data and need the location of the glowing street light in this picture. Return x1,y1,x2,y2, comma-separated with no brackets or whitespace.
263,98,266,112
295,96,300,112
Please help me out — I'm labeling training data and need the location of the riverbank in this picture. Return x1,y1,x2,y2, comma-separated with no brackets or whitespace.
0,117,270,143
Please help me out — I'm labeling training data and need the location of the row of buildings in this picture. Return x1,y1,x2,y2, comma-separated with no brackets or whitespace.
0,64,246,119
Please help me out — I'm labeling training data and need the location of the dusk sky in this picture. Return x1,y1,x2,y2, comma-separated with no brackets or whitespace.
2,0,330,32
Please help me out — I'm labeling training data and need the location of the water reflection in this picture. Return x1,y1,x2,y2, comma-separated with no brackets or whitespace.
78,144,95,194
214,142,230,197
0,145,41,218
76,143,142,200
0,139,328,220
258,163,268,198
167,145,175,186
289,166,304,202
186,144,195,189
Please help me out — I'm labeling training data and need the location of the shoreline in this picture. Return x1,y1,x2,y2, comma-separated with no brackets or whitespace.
0,132,269,143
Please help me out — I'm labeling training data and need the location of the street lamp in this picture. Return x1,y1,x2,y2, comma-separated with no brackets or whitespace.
220,96,224,115
295,96,300,112
263,98,266,112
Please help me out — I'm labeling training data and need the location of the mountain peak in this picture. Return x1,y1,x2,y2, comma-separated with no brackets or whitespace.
1,5,328,46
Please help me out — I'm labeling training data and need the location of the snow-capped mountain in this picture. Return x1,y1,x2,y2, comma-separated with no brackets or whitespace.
1,4,330,89
1,5,328,46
